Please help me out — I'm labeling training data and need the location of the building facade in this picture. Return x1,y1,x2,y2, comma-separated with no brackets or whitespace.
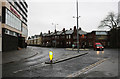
87,31,109,48
28,26,104,48
0,0,28,52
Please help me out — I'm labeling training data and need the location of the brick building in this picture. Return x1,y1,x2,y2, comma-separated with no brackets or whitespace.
28,26,89,48
28,26,109,48
87,31,109,48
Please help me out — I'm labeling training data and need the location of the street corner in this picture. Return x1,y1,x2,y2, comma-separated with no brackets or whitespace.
65,48,90,51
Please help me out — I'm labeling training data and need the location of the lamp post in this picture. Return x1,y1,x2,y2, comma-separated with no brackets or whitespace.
52,23,58,31
73,0,80,53
52,23,58,47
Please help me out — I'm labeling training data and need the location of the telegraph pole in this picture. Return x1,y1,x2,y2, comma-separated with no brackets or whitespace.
76,0,79,53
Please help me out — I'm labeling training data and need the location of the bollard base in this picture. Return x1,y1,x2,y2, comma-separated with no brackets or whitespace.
45,61,55,64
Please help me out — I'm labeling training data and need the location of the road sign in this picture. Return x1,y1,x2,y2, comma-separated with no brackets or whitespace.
49,51,53,61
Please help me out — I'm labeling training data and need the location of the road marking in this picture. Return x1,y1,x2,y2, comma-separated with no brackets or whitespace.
66,58,109,77
13,62,49,74
13,70,24,74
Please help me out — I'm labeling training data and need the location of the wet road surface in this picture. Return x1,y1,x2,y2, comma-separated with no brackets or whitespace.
2,46,118,77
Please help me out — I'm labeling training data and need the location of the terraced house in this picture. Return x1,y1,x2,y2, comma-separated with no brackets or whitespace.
28,26,94,48
0,0,28,52
28,25,110,48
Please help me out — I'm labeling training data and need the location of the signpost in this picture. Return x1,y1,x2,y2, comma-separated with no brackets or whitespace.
49,51,53,63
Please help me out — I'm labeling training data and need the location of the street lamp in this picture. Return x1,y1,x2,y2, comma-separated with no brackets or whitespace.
52,23,58,47
73,0,80,53
52,23,58,31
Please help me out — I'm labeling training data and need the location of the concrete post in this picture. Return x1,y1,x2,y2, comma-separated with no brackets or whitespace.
76,0,79,53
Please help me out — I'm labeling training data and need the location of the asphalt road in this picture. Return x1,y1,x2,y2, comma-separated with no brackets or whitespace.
2,46,118,77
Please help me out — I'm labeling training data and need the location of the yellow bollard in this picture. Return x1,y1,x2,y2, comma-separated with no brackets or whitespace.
49,51,53,63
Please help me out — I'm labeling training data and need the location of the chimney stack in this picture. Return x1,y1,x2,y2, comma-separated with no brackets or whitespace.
48,30,50,34
63,28,65,32
79,27,81,30
55,29,57,33
74,26,76,31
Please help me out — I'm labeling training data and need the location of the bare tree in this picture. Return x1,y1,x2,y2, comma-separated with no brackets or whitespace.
98,12,120,48
98,12,119,29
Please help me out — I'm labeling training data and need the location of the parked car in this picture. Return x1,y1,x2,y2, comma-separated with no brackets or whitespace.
94,43,104,51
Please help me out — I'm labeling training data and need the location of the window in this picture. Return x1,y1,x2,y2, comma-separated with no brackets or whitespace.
14,32,18,37
69,42,71,45
22,27,28,36
5,29,9,34
55,36,57,38
9,30,14,36
5,9,21,31
69,35,71,39
66,42,68,44
96,32,107,35
66,35,69,39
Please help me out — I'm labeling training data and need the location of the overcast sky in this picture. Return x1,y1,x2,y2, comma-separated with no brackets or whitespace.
26,0,119,36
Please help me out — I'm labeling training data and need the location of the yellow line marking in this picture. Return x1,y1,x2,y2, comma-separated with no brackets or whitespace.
66,58,109,77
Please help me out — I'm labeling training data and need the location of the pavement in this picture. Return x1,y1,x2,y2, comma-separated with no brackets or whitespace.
2,47,39,64
66,48,90,51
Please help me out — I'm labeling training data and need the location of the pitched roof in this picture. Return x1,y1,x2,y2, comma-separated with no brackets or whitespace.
42,33,47,36
65,30,73,34
50,32,54,36
56,31,63,35
78,30,87,35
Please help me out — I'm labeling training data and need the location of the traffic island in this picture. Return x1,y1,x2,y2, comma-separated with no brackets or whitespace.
45,52,88,64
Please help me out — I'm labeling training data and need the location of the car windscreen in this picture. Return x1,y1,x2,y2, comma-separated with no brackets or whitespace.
96,44,103,47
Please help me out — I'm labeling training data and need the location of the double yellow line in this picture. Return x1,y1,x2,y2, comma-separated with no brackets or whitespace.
66,58,109,77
